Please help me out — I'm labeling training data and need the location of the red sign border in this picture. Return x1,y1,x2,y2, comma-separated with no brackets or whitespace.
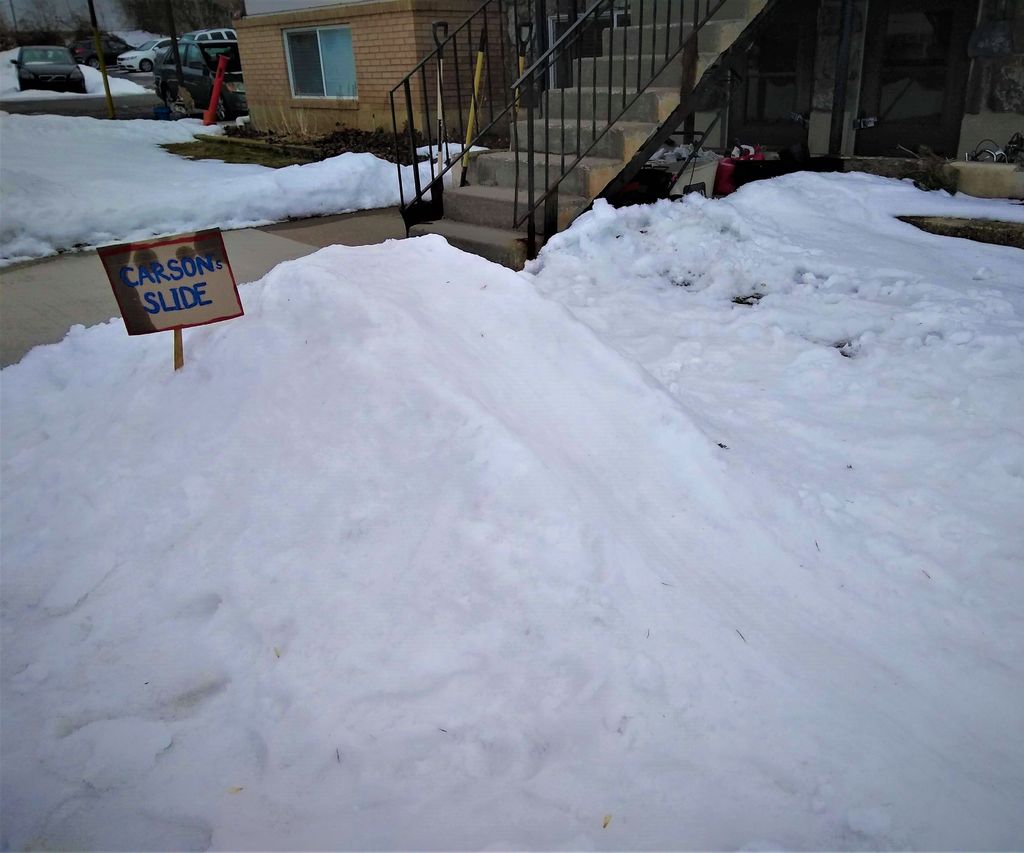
98,228,244,336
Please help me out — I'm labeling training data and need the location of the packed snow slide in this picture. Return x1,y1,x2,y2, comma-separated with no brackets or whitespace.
3,174,1023,851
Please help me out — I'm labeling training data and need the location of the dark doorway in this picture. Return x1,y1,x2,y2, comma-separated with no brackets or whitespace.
727,0,818,149
855,0,974,157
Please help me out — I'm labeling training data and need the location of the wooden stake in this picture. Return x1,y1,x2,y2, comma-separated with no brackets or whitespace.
173,328,184,370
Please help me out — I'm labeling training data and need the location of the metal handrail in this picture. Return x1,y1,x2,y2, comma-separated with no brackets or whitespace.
388,0,521,229
514,0,730,249
388,0,493,87
512,0,612,88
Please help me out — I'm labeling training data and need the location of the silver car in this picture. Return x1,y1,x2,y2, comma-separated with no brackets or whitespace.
116,38,172,73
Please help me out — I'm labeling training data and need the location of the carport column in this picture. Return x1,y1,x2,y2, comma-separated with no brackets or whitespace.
828,0,855,155
86,0,116,119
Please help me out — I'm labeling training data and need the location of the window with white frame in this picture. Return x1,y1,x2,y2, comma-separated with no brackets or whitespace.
284,26,356,98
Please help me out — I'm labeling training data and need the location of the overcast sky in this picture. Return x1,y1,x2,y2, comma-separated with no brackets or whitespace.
5,0,132,30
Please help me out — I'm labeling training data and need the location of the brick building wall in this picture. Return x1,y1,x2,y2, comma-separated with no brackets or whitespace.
237,0,498,135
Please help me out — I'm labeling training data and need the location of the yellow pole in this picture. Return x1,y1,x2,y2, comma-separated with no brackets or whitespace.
464,29,487,149
173,328,183,370
515,55,525,112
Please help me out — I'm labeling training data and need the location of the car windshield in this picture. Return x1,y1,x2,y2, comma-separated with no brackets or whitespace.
136,40,157,50
21,47,73,64
199,44,241,73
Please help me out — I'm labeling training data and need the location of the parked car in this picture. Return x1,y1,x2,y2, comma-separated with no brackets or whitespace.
116,37,171,72
69,33,136,68
179,28,237,43
154,40,246,120
9,45,87,93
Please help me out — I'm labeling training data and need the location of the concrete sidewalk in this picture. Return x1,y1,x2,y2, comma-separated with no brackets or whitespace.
0,207,407,368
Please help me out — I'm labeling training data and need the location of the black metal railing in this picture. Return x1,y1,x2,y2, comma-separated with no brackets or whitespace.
388,0,525,230
390,0,777,255
512,0,732,255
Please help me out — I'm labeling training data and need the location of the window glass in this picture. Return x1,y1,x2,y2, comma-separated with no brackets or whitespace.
22,47,73,63
319,28,356,97
877,10,951,121
185,43,203,67
742,15,800,122
286,30,325,96
201,44,241,73
285,27,356,98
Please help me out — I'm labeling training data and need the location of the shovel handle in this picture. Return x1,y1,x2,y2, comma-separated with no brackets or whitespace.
432,20,449,56
517,21,533,55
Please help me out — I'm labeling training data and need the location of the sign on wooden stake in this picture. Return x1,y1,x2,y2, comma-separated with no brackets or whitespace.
98,229,243,370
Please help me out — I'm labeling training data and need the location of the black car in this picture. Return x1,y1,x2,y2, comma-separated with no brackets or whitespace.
154,41,247,120
10,45,87,93
70,33,135,68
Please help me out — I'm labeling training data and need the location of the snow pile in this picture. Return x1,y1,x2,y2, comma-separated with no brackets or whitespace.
0,112,423,266
112,30,168,47
0,48,149,99
3,175,1024,850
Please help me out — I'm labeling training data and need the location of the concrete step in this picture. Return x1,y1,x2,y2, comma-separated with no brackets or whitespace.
603,22,691,56
576,51,719,90
514,117,656,159
409,220,529,269
602,17,746,55
627,0,765,24
540,86,680,122
444,184,587,233
468,149,623,198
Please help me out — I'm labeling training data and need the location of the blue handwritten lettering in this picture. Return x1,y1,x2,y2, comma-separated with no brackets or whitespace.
195,282,212,306
119,266,137,287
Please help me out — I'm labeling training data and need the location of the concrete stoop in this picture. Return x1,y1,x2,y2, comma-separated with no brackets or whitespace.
411,0,764,269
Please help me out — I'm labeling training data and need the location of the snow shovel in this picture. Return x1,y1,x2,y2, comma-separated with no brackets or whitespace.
453,25,488,187
515,21,532,117
432,21,453,182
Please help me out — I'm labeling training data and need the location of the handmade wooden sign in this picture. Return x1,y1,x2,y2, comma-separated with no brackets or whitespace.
98,229,243,369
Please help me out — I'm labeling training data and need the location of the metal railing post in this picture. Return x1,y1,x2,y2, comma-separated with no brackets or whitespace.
526,85,537,259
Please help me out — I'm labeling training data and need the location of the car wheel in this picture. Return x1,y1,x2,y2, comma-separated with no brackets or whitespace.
86,56,100,68
215,96,227,122
140,59,153,72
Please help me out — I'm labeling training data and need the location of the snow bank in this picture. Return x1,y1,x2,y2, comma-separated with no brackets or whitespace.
0,112,420,266
0,47,149,99
112,30,167,47
3,174,1024,849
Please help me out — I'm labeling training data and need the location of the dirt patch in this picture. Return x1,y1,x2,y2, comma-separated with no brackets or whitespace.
161,139,314,168
224,124,426,165
898,216,1024,250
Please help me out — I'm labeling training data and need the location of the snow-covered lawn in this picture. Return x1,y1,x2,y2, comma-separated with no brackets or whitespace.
2,174,1023,850
0,112,419,266
0,47,149,99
